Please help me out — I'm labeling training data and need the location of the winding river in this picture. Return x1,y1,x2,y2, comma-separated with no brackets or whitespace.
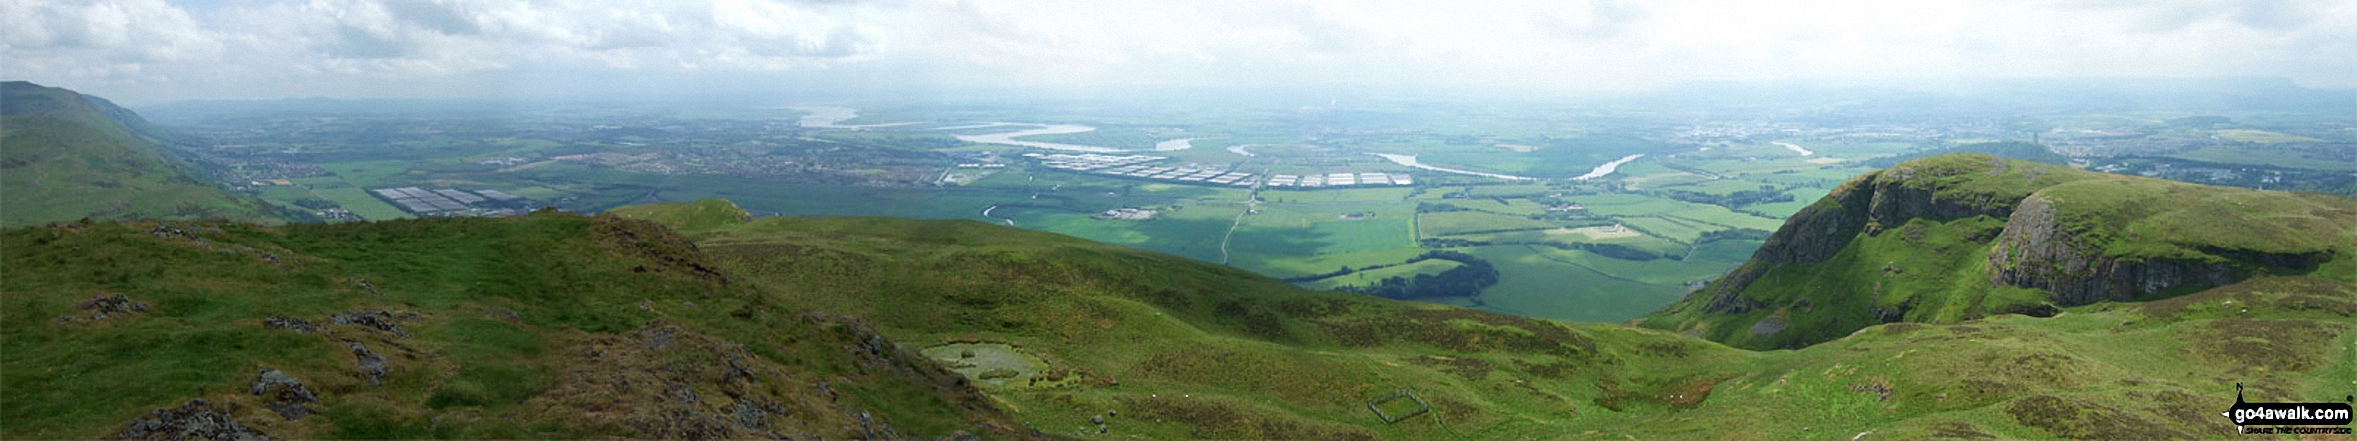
952,124,1118,152
1370,153,1534,180
1573,154,1645,180
794,106,917,129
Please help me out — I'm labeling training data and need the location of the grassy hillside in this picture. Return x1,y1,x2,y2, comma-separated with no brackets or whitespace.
0,212,1019,439
2,191,2346,439
616,198,2355,439
1647,154,2357,350
1,81,278,228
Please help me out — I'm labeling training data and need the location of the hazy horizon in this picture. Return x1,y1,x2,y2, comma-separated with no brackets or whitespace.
5,0,2354,105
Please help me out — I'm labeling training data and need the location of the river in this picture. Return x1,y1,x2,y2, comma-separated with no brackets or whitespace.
1774,141,1814,156
952,123,1118,152
1573,154,1645,180
1370,153,1534,180
794,106,916,129
1154,138,1196,151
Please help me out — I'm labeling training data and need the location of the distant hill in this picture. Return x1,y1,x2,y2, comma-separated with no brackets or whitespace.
1861,141,2069,169
1645,154,2357,350
1,81,279,227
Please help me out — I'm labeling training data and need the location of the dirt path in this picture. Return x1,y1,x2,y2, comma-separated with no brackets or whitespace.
1218,209,1247,265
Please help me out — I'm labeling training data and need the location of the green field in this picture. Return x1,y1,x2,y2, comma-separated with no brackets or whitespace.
312,187,410,220
1460,245,1692,322
1298,259,1464,291
2169,145,2353,170
320,160,423,189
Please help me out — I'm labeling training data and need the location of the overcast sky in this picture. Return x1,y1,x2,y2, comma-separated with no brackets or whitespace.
5,0,2353,104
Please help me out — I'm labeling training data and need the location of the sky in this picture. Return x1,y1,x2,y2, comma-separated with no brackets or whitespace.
4,0,2353,104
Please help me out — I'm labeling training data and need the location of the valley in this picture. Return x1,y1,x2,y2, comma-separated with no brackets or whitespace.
133,97,2357,324
5,82,2353,439
9,0,2357,438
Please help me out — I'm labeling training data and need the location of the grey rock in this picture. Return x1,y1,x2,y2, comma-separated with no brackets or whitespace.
348,342,388,386
249,368,319,420
261,315,319,333
116,399,268,441
329,310,407,337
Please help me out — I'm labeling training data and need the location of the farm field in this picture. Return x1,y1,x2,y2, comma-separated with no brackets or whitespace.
156,101,1987,324
312,187,409,220
1298,259,1463,291
2168,145,2354,170
1458,245,1691,322
1416,210,1556,237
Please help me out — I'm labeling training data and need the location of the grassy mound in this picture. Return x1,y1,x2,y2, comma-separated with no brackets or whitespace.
0,212,1018,439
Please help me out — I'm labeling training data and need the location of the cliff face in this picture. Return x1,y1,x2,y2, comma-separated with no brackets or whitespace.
1694,155,2030,316
1986,193,2336,305
1649,154,2357,350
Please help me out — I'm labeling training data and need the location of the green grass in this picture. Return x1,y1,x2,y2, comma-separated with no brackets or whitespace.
8,193,2352,440
1460,245,1693,322
1417,211,1557,237
0,213,1020,439
605,198,753,232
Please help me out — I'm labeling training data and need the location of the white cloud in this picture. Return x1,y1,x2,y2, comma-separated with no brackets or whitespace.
2,0,2349,102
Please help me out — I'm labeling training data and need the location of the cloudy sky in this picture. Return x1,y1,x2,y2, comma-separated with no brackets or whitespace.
4,0,2352,103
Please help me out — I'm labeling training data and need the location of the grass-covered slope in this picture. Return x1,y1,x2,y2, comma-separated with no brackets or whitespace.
4,194,2346,439
604,198,755,232
1646,154,2357,350
2,81,278,227
619,198,2354,440
0,212,1019,439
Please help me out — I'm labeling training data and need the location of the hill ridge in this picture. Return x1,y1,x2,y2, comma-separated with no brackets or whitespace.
1,81,278,227
1647,153,2357,350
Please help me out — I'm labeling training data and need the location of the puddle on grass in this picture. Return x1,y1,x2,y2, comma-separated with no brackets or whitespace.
921,343,1082,388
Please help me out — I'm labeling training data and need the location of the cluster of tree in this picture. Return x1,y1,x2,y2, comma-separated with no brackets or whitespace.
1338,251,1499,300
1697,228,1774,243
289,197,341,210
1573,242,1666,261
1285,250,1488,285
1416,202,1471,213
1657,187,1793,208
1417,238,1674,261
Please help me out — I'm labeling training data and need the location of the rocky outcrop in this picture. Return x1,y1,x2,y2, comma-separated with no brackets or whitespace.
249,368,319,421
522,320,1003,439
592,215,731,286
327,310,408,338
56,293,150,323
1694,158,2026,316
1986,193,2330,305
113,399,269,441
346,343,389,386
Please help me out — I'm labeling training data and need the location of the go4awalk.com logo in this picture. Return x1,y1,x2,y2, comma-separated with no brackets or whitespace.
2222,383,2353,435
